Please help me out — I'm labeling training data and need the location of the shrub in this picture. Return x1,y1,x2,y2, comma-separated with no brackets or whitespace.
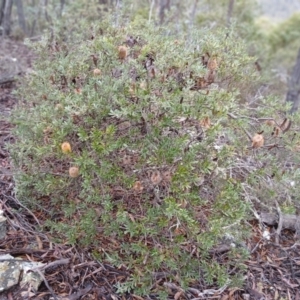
10,18,300,296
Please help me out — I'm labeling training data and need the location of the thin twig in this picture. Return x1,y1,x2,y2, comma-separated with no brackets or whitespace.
4,194,41,226
227,112,252,140
34,258,70,272
29,268,58,300
148,0,155,23
275,200,283,245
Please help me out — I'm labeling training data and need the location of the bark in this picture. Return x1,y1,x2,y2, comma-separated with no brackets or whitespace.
0,0,5,25
286,48,300,114
44,0,50,23
59,0,65,17
158,0,170,25
0,0,13,36
227,0,235,26
189,0,198,27
260,212,300,233
15,0,27,35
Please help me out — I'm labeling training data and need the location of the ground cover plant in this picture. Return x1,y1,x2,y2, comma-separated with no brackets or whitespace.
9,16,300,297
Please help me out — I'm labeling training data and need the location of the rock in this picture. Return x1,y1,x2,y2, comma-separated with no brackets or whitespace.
0,254,44,293
0,255,21,292
20,261,44,291
0,210,6,240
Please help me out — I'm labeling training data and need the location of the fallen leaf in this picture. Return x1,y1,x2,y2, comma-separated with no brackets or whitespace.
200,116,211,129
174,291,183,300
133,181,144,193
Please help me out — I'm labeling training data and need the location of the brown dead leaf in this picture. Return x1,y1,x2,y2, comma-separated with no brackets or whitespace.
265,119,275,126
132,294,144,300
174,227,185,236
201,52,210,67
50,74,55,84
74,88,82,94
193,77,208,89
174,291,183,300
279,118,291,133
229,287,241,298
129,82,136,96
205,69,216,84
148,66,156,78
118,121,131,131
133,181,144,193
207,57,218,71
128,213,136,223
122,155,132,166
43,126,53,135
139,81,147,90
150,170,162,185
200,116,211,129
273,126,281,137
162,170,172,183
36,235,43,250
282,277,299,288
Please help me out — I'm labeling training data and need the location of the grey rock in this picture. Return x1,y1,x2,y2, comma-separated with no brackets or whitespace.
0,254,44,293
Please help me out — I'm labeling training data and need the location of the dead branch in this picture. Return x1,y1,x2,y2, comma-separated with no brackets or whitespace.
260,212,300,232
0,75,15,85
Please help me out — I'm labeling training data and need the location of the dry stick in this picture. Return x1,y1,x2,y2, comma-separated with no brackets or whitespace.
187,287,202,296
0,76,15,85
28,258,70,300
68,284,93,300
0,248,47,255
275,201,283,245
4,194,41,226
163,282,185,294
189,279,231,298
251,237,264,254
36,258,70,272
227,112,252,141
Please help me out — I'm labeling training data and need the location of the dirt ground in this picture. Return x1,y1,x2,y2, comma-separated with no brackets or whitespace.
1,37,300,300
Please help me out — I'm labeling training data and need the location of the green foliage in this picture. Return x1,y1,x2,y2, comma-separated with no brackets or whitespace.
10,15,300,296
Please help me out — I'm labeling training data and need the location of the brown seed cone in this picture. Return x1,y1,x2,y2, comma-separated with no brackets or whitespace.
252,134,264,148
118,46,128,60
61,142,72,153
93,68,101,76
69,166,79,178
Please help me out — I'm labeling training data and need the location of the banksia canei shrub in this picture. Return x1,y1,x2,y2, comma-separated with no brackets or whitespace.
10,20,298,295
